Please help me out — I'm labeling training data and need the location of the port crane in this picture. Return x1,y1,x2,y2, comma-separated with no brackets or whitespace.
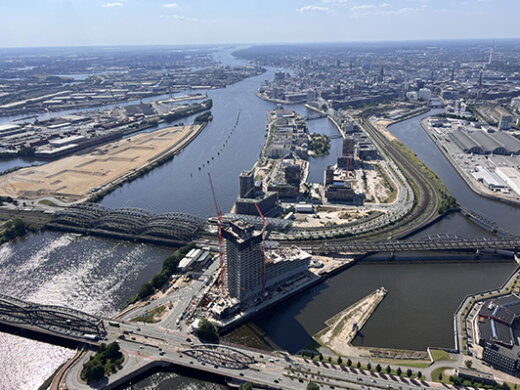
208,173,226,295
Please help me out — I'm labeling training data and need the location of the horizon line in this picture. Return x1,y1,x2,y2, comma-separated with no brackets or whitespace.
1,37,520,51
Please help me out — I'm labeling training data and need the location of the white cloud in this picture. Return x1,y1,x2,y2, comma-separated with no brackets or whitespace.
351,3,390,11
102,2,124,7
322,0,348,4
298,5,329,12
160,14,197,21
163,3,178,8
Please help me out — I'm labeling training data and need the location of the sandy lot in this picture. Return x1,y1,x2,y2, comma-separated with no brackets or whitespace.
0,125,200,202
315,287,386,354
372,119,397,141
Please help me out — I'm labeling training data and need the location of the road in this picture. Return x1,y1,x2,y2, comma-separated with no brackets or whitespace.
119,260,220,333
63,318,447,390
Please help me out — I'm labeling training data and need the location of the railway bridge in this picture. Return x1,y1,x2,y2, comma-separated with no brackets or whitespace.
303,235,520,254
46,204,205,244
0,293,105,345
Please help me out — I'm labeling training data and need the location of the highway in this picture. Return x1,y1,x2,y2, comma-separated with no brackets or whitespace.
63,318,444,390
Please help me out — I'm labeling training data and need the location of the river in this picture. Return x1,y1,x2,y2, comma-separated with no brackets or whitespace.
0,48,519,389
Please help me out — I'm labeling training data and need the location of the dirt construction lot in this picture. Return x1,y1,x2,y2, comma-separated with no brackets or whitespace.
0,125,200,202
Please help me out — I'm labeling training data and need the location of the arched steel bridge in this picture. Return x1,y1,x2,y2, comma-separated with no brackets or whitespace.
305,236,520,253
48,204,205,242
182,344,256,369
0,293,105,342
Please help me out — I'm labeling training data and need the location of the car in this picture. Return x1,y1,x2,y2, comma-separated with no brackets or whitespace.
274,379,279,384
186,337,192,342
159,351,165,356
139,346,143,349
239,373,244,377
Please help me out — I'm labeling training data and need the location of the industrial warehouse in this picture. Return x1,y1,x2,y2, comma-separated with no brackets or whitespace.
449,128,520,155
475,294,520,373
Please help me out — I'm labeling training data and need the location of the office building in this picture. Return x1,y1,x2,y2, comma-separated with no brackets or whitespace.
222,220,263,302
239,170,255,198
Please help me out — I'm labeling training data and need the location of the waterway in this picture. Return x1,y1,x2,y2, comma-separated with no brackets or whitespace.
0,232,173,390
1,48,519,389
386,110,520,232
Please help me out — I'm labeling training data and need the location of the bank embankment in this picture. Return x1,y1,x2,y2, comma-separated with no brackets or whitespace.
420,118,520,208
314,287,387,356
0,123,207,204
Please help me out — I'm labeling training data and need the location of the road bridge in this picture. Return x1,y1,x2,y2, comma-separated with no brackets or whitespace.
56,318,447,390
0,293,105,345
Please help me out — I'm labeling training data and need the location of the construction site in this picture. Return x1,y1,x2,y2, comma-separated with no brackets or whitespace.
0,124,202,203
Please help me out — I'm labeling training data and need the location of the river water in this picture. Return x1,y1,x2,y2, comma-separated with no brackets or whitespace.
0,48,519,389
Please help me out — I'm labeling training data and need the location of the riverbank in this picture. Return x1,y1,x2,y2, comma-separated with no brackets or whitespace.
314,287,387,356
420,118,520,208
88,121,208,203
0,123,206,205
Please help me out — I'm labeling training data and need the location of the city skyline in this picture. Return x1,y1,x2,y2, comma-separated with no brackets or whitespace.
1,0,519,48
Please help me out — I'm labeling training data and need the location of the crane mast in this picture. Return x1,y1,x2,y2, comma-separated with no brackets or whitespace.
255,203,267,301
208,173,226,295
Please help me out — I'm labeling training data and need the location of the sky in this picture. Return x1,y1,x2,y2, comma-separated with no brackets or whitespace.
0,0,518,48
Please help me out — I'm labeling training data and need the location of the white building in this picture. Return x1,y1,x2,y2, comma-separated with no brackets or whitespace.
471,166,508,191
496,167,520,196
418,88,431,101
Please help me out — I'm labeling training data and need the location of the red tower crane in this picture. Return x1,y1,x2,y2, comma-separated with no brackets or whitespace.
255,203,267,301
208,173,226,295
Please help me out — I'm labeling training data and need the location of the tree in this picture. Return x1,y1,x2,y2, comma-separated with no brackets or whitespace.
376,364,382,373
347,359,352,367
356,361,361,369
417,371,422,379
465,360,473,369
406,369,412,377
137,282,155,300
386,365,391,374
328,356,332,363
438,372,443,381
307,383,320,390
196,318,219,343
239,383,253,390
337,356,342,365
319,353,323,361
367,362,371,371
396,367,402,376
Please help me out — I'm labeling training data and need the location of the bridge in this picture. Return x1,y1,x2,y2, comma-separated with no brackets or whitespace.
47,204,205,244
182,343,257,369
459,205,516,237
48,314,446,390
304,113,327,121
304,236,520,253
0,294,105,344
